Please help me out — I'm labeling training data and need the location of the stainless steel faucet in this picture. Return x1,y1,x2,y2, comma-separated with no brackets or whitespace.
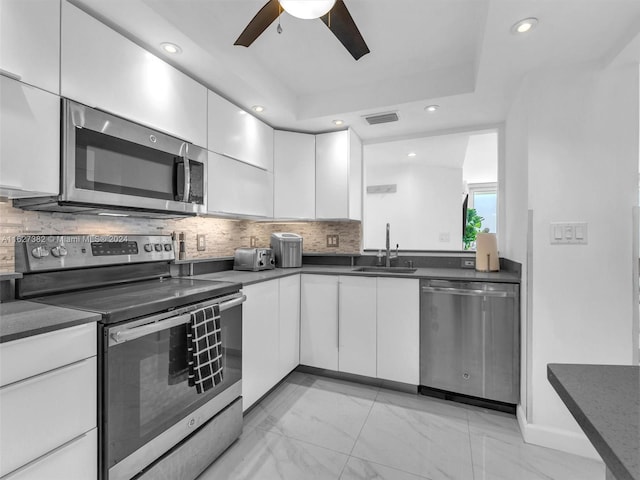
385,223,398,267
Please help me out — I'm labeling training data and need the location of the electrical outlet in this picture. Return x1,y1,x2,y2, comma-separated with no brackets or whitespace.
197,234,206,251
461,258,475,269
250,236,258,247
326,234,339,247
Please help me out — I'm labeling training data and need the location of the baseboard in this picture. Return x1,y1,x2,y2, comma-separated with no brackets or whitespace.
516,406,602,461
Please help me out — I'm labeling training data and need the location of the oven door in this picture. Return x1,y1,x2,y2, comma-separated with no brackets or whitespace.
101,293,243,480
63,99,207,215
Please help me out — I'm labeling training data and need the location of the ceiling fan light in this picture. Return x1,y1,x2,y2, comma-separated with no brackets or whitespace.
279,0,336,20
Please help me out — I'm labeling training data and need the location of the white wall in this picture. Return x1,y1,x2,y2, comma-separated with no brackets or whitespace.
363,153,462,250
505,62,639,457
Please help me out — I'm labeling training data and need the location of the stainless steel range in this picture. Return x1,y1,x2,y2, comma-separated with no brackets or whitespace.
15,234,245,480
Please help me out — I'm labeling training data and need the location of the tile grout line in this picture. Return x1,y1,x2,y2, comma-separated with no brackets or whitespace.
466,409,477,480
338,385,381,479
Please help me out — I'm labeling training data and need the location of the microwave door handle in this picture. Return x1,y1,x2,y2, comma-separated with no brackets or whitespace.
181,143,191,202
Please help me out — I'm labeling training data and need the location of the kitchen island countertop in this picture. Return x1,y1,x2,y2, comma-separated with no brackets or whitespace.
189,264,520,286
0,300,101,343
547,364,640,480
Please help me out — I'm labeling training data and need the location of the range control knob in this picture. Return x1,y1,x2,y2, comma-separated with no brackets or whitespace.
144,244,153,252
163,244,172,251
50,246,68,257
31,246,50,259
154,244,163,252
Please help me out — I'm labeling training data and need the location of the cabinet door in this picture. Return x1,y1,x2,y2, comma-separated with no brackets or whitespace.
278,275,300,377
208,91,274,171
300,275,339,370
207,152,274,218
0,76,59,198
273,131,315,219
0,0,60,94
0,323,96,387
377,278,419,384
316,131,349,219
6,429,97,480
0,357,96,477
242,281,280,411
348,130,363,221
338,276,377,377
61,2,207,147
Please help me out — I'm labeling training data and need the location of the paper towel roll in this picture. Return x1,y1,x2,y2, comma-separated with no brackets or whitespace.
475,233,500,272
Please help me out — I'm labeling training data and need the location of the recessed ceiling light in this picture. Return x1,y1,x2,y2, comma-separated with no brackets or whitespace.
161,42,182,54
333,119,344,126
425,105,439,112
511,17,538,34
408,152,417,158
252,105,265,113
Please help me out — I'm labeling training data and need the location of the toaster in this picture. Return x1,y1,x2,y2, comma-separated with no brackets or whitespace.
233,248,275,271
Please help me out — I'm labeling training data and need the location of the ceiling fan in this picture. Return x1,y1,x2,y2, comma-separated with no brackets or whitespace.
234,0,370,60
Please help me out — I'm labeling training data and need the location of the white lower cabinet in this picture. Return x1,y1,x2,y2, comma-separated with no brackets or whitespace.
300,275,339,370
301,274,420,384
242,280,280,411
0,322,97,479
5,429,97,480
338,276,377,377
300,275,377,377
279,274,300,375
0,76,60,198
376,278,420,384
242,275,301,411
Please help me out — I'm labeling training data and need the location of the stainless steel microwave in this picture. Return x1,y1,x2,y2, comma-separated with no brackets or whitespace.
14,99,207,217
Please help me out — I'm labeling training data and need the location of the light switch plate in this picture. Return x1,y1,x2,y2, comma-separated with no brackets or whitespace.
550,222,588,245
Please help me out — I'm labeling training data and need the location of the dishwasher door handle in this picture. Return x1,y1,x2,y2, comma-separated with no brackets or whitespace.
421,286,515,298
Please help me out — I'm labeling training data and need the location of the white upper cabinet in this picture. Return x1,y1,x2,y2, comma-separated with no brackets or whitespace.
207,152,273,218
0,76,60,198
60,2,207,147
0,0,60,94
273,131,316,219
208,91,274,171
315,129,362,220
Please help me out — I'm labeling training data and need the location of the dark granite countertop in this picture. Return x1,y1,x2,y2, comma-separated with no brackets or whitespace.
190,265,520,286
0,272,22,281
548,364,640,480
0,301,101,343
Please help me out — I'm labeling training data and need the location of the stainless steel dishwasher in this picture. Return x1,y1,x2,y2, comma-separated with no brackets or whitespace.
420,279,520,410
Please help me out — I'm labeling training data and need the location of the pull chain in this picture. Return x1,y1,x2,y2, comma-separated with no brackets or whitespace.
277,3,283,34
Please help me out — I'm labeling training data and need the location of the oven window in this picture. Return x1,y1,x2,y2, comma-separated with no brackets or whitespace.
104,306,242,469
75,128,177,200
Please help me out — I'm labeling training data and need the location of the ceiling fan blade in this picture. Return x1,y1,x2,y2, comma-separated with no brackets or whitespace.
234,0,281,47
320,0,370,60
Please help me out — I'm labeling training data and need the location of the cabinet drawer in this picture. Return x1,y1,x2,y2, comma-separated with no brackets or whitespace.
0,323,96,387
0,356,97,476
3,429,97,480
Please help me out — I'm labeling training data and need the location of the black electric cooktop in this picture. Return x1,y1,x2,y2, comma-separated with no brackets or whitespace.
32,277,242,324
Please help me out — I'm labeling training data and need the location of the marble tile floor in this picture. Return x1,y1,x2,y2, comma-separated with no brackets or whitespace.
197,372,605,480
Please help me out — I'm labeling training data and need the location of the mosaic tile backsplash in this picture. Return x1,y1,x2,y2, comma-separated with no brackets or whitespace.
0,201,362,272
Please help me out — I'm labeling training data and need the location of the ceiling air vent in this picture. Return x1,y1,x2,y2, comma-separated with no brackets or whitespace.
364,112,399,125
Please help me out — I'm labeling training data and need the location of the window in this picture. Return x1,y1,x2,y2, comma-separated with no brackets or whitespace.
468,182,497,234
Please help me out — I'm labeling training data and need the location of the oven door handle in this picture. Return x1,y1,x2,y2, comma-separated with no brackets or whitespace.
109,294,246,345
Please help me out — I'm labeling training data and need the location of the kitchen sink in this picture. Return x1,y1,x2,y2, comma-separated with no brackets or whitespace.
352,266,417,274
